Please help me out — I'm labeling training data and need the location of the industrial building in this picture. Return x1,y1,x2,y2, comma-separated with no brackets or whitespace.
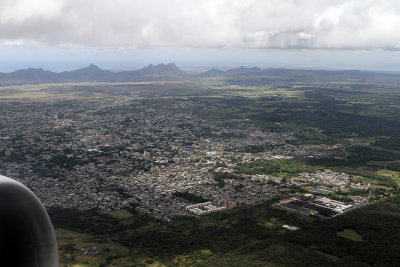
186,202,226,215
276,195,354,217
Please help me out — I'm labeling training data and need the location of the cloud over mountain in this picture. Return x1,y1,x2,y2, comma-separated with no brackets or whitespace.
0,0,400,50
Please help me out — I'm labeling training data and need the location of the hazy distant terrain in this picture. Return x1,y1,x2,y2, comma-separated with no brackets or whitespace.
0,63,186,85
1,63,400,86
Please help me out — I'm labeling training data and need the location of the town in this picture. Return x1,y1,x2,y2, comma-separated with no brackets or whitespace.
0,97,367,220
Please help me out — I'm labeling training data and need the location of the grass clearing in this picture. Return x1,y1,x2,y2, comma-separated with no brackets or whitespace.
376,169,400,186
260,217,282,229
337,229,363,242
108,209,134,219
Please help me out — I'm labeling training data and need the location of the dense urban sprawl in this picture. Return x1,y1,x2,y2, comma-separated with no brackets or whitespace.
0,97,363,220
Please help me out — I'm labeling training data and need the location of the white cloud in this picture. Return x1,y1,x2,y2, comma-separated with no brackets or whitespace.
0,0,63,23
0,0,399,50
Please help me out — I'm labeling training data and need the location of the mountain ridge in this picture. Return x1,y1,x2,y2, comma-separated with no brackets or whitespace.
0,64,398,85
0,63,187,85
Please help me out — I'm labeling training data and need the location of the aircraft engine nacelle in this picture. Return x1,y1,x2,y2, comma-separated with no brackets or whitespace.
0,175,58,267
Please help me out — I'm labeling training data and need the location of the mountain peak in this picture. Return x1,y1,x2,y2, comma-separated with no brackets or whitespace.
72,64,106,73
227,66,262,73
86,64,101,70
139,63,185,76
199,68,225,77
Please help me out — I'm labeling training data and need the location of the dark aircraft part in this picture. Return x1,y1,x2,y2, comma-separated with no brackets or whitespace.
0,175,58,267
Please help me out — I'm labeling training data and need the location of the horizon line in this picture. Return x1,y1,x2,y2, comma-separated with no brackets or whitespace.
1,63,400,74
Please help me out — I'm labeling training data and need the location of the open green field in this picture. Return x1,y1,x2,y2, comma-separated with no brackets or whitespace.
236,158,324,178
376,169,400,186
108,209,135,220
337,229,363,242
56,228,127,266
0,81,184,100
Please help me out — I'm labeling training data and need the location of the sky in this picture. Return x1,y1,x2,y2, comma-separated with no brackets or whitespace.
1,0,400,72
